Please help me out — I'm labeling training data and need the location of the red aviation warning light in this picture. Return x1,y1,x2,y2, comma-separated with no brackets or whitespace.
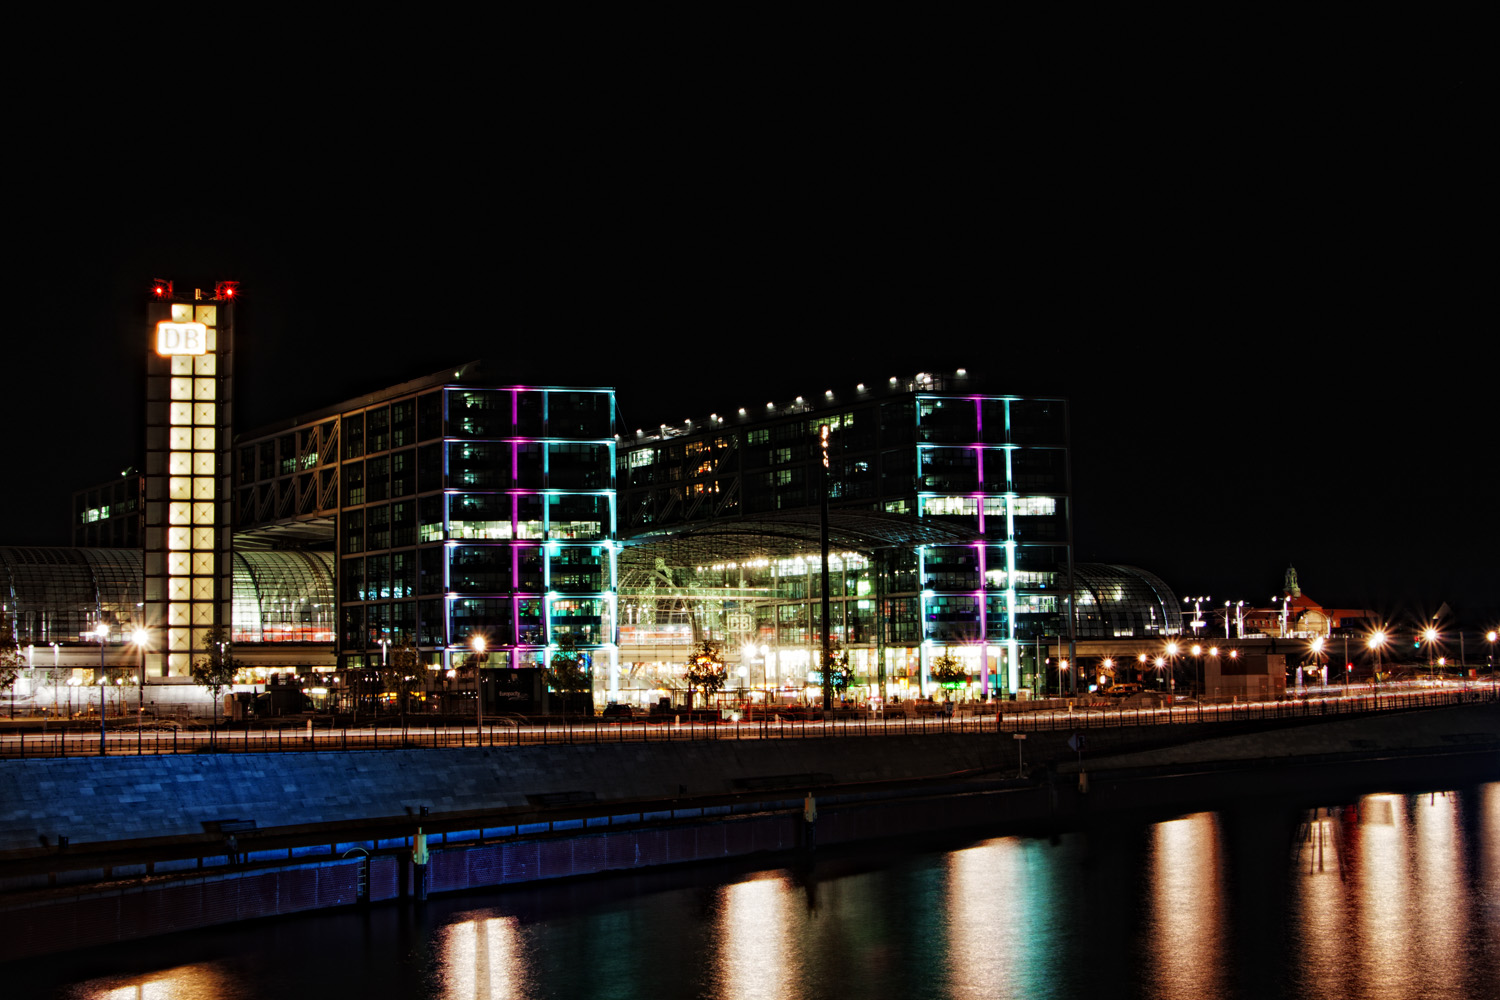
151,280,173,300
214,281,239,301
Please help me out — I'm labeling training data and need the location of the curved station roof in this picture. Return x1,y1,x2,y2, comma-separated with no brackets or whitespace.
620,509,984,569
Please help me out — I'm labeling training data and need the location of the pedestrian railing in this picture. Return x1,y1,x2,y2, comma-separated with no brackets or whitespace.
1,687,1495,759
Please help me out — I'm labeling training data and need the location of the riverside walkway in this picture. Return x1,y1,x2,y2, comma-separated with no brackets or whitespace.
2,684,1493,759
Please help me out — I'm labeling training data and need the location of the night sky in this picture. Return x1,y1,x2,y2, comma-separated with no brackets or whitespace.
5,107,1493,633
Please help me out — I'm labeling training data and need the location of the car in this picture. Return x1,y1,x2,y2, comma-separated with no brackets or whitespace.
1105,683,1144,698
601,703,636,720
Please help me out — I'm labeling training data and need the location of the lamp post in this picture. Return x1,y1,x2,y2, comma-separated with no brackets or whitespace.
471,635,486,738
1224,599,1245,639
93,623,108,755
1422,625,1438,685
49,644,59,722
1487,630,1497,693
132,628,149,753
1183,596,1210,636
1164,641,1179,701
378,637,391,722
1368,629,1387,693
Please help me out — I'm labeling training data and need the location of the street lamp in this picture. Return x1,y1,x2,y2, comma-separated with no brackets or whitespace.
94,623,108,755
470,635,487,736
1183,597,1210,635
49,641,59,721
1368,629,1387,690
1422,625,1438,684
378,637,391,721
1224,599,1245,639
132,627,149,752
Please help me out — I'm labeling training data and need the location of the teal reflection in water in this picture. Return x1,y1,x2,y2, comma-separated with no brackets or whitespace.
17,782,1500,1000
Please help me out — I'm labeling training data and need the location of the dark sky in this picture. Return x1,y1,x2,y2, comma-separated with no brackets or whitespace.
4,90,1494,631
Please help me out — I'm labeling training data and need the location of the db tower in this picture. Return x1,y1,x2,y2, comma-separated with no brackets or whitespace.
141,282,236,679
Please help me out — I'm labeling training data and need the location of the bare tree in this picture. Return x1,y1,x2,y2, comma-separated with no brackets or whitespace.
190,624,240,725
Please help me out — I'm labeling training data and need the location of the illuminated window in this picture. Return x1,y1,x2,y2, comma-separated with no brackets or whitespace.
1011,497,1057,516
169,403,192,426
170,378,193,400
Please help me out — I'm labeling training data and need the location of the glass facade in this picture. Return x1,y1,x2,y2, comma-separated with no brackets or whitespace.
614,375,1072,701
234,379,618,690
0,547,334,645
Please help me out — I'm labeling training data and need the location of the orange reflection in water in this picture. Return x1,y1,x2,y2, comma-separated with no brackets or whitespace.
1353,793,1418,997
941,837,1054,999
1142,812,1229,1000
713,873,802,1000
85,963,233,1000
1287,807,1349,1000
436,912,531,1000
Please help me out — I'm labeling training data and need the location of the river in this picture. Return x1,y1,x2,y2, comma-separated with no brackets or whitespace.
10,781,1499,999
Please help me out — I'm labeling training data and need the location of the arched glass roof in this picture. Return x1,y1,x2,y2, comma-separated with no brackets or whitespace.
0,547,335,645
1071,563,1183,638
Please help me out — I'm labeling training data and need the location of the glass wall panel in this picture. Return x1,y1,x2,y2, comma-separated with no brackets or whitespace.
548,493,607,539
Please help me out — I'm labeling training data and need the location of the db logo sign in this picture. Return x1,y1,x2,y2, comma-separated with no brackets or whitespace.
156,322,208,356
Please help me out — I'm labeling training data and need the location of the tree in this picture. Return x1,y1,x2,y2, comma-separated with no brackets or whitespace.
190,624,239,725
390,637,421,724
0,616,22,717
378,633,422,722
824,642,853,700
684,640,726,710
545,632,593,715
930,652,968,695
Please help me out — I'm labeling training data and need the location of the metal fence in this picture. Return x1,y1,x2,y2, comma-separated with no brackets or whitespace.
2,687,1495,759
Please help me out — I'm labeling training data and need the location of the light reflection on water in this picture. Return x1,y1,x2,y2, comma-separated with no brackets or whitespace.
1143,813,1228,999
27,782,1500,1000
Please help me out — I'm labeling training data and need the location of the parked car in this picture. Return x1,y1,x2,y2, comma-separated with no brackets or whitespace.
1105,683,1144,698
